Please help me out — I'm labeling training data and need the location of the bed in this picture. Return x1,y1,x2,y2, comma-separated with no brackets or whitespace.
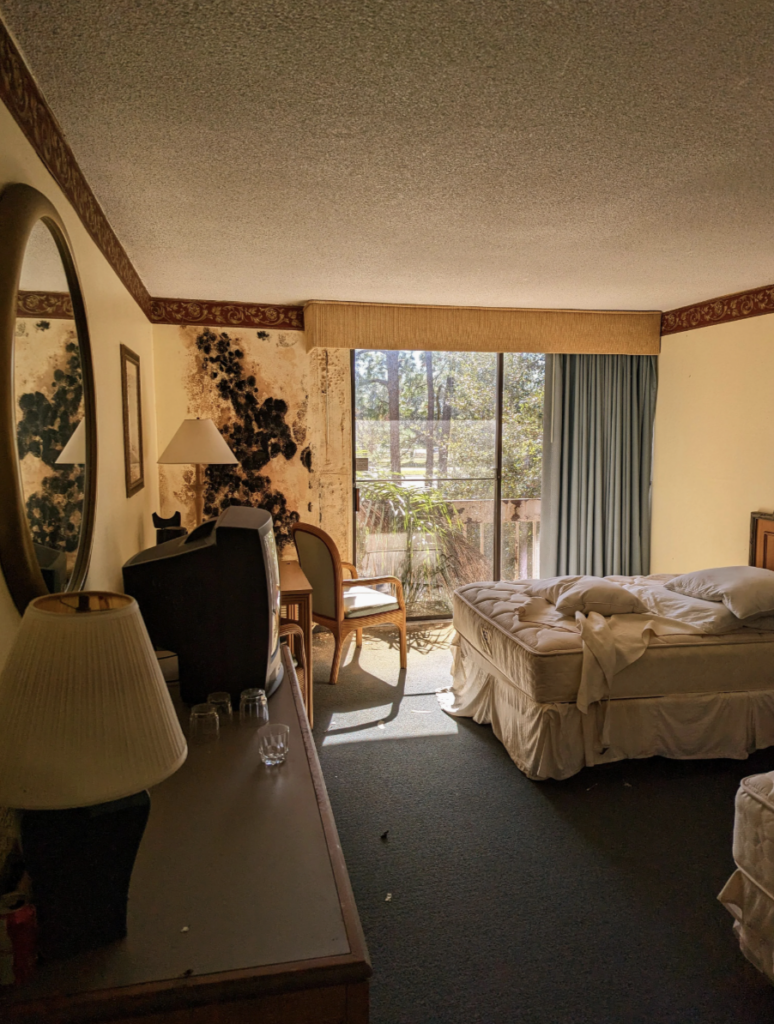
719,771,774,983
441,570,774,780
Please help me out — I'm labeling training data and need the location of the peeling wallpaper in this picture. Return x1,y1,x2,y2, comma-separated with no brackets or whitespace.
153,325,352,560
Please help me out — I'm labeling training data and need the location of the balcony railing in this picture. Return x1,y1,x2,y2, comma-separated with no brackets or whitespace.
450,498,541,582
356,491,541,616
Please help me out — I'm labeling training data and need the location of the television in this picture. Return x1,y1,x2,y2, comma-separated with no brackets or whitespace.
122,506,283,706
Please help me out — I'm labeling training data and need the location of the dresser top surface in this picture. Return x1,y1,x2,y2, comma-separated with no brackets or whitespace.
3,650,367,1015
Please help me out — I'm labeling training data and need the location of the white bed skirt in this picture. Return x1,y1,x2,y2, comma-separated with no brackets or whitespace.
718,772,774,984
442,635,774,781
718,869,774,984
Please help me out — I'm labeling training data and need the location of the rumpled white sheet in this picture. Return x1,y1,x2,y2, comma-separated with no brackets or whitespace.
574,610,703,714
516,576,758,756
520,577,730,716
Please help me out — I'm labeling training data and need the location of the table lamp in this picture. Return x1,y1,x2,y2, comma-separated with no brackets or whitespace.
0,592,187,960
157,418,238,527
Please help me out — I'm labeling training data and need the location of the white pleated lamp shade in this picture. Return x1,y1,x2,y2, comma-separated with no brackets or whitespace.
55,419,86,464
157,418,238,465
0,592,187,810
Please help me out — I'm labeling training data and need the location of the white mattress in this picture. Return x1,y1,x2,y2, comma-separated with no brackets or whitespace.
443,576,774,780
453,578,774,705
719,772,774,983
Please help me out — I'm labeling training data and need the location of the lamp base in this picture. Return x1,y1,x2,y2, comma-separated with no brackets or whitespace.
21,791,150,961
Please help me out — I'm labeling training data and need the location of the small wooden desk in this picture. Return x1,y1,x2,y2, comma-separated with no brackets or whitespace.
1,648,370,1022
279,559,314,725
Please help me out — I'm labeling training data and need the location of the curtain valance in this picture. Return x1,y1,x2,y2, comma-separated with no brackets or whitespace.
304,300,661,354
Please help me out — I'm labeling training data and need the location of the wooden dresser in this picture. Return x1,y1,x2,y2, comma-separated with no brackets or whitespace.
1,648,370,1022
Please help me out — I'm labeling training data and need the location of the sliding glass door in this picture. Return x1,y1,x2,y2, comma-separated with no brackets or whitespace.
353,350,544,617
500,352,544,582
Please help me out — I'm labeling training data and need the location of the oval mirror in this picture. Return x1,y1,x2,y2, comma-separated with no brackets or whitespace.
0,185,97,613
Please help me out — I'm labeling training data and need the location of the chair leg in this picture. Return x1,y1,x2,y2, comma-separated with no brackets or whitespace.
356,627,363,647
330,632,345,685
398,620,407,669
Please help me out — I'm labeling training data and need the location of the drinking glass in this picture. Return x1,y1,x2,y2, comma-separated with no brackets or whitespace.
239,688,269,727
189,703,219,744
207,691,233,723
257,723,290,766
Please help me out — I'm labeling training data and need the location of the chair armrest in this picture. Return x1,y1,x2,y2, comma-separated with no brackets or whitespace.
278,621,306,675
341,561,359,579
342,575,405,611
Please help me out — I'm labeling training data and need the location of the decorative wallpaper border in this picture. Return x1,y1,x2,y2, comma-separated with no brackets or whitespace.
16,289,73,319
0,18,152,317
149,297,305,331
7,15,773,342
661,283,774,335
0,17,302,332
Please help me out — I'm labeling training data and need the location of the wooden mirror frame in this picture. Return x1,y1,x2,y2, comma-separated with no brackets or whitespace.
0,183,97,613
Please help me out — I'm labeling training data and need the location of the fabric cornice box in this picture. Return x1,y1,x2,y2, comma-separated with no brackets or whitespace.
304,300,662,355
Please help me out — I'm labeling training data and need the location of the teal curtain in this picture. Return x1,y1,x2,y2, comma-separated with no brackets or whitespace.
541,354,658,578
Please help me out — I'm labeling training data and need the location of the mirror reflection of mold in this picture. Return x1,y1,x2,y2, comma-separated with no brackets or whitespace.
14,220,84,581
14,317,84,572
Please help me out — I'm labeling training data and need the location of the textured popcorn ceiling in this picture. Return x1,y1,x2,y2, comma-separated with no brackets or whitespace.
2,0,773,310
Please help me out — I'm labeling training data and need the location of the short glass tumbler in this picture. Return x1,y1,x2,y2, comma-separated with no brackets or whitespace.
189,703,220,744
240,688,269,727
207,691,233,723
257,723,290,766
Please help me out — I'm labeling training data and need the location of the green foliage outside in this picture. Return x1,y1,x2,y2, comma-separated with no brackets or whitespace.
356,479,490,616
354,350,545,613
354,350,544,498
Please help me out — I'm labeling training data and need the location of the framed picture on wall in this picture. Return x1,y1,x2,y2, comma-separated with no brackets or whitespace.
120,344,144,497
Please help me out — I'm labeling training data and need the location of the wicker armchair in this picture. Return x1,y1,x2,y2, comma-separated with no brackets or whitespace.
291,522,407,684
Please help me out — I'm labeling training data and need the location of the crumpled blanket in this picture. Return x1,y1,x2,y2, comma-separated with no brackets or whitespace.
475,577,748,725
574,610,703,714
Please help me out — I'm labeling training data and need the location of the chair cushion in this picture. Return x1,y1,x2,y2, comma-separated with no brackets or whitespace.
343,586,400,619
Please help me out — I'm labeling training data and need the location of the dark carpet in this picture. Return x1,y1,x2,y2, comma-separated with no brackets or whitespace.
311,624,774,1024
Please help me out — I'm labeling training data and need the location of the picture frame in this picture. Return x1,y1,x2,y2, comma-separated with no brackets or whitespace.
120,344,144,497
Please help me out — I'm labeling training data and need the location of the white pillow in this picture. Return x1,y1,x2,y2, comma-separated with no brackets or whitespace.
627,584,743,634
664,566,774,620
555,579,647,617
527,576,585,604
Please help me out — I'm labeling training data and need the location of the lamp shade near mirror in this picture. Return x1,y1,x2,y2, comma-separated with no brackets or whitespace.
158,417,238,526
0,592,187,958
54,418,86,465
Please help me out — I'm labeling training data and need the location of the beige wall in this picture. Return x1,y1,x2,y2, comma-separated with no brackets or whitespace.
153,325,352,561
0,102,159,668
651,312,774,573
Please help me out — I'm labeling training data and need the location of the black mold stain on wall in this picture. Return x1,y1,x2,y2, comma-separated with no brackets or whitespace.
16,339,84,552
300,445,313,471
195,328,302,547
